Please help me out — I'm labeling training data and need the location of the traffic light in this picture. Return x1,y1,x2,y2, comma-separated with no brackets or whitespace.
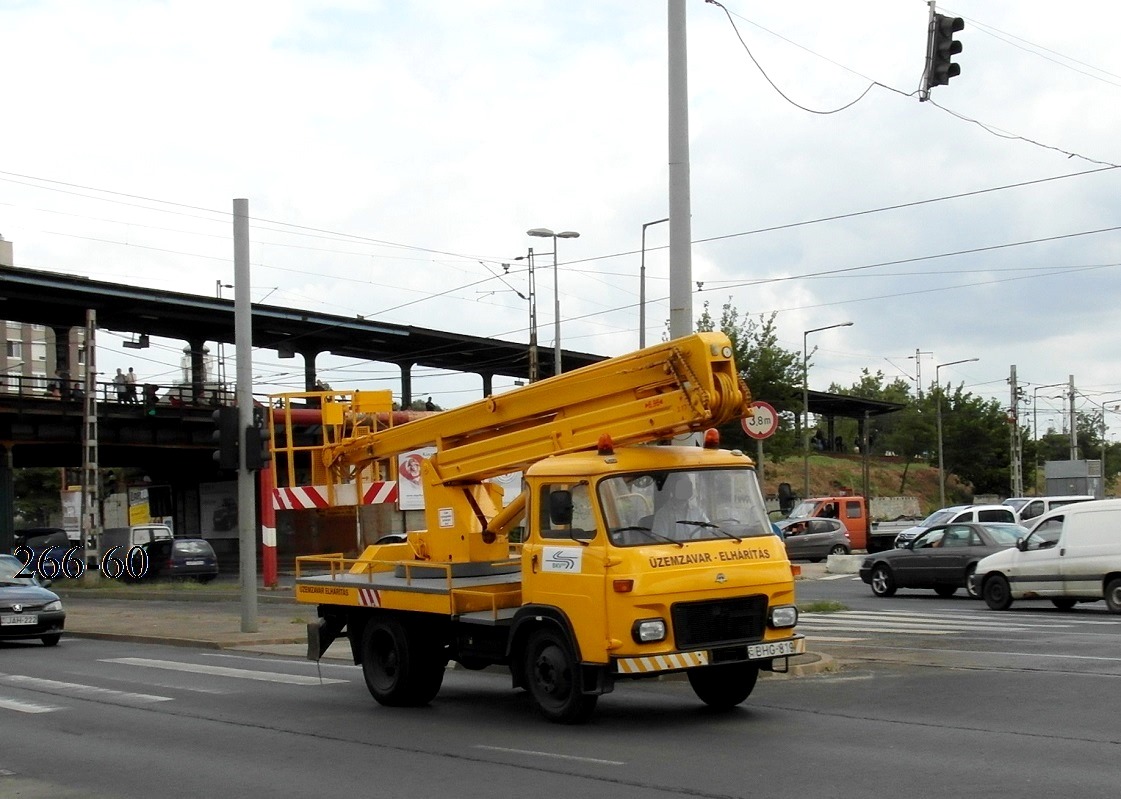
244,405,271,471
927,13,963,87
212,406,239,470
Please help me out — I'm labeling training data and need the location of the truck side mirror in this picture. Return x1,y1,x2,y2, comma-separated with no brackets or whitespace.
549,490,574,526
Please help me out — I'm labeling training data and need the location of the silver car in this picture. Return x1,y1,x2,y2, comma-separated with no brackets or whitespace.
778,518,851,562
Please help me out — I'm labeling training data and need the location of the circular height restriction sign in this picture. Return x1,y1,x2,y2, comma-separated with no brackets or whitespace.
741,401,778,440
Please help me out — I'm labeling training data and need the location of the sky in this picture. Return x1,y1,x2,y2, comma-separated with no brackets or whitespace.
2,0,1119,440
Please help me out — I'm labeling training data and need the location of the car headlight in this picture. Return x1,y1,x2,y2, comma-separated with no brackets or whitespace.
43,600,62,612
769,605,797,628
631,618,667,643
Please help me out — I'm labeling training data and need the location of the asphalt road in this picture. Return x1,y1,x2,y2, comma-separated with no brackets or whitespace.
3,577,1121,799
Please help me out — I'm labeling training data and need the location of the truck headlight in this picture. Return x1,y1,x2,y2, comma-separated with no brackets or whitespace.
632,618,667,643
769,605,797,628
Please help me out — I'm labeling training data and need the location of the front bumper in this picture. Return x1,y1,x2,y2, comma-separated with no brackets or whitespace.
614,634,805,676
0,610,66,640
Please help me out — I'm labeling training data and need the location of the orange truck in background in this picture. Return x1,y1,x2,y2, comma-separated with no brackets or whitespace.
786,496,886,552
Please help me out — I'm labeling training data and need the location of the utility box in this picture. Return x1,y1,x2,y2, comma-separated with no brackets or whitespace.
1044,459,1103,499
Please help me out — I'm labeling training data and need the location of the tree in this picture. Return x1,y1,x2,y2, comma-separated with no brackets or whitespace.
696,300,804,460
13,468,62,527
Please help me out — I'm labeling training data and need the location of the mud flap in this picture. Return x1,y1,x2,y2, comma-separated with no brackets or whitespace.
307,615,346,661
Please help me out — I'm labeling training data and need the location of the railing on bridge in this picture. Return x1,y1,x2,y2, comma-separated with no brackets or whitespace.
0,374,237,409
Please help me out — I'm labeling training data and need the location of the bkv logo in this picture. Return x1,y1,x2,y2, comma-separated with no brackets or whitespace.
545,549,579,572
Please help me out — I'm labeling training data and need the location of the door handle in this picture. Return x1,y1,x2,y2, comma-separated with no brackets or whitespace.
531,553,539,573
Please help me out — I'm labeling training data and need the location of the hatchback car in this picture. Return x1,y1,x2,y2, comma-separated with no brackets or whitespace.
777,517,851,562
0,553,66,646
860,522,1026,599
141,538,219,582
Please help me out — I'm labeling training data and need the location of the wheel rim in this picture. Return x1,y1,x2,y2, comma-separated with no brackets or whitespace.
830,546,846,556
965,567,978,598
987,580,1006,605
369,630,400,691
531,643,572,708
871,568,889,594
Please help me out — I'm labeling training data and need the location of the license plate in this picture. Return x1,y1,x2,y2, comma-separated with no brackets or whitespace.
747,639,800,659
186,560,205,566
1,614,37,626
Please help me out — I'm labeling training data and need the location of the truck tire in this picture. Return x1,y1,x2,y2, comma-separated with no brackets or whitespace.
523,628,597,724
982,574,1013,611
687,662,759,709
361,617,445,707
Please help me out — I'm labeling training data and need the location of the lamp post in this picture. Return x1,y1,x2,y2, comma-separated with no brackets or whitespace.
527,228,580,375
803,322,853,497
640,217,669,349
936,357,979,507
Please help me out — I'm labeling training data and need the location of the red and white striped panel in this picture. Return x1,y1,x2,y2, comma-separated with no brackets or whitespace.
363,482,399,505
358,588,381,607
272,486,330,510
272,482,399,510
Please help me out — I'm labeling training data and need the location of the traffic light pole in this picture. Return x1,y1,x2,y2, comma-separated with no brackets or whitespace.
233,198,258,633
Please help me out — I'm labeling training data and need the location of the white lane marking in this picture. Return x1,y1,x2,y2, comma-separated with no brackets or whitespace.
475,746,624,766
0,696,60,714
201,652,360,670
804,635,867,642
1,675,172,705
102,657,347,685
816,574,852,581
801,616,1034,632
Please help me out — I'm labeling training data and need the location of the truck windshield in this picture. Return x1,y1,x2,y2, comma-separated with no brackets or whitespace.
598,468,772,547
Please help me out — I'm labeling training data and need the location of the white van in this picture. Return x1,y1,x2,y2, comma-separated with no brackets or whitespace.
1001,495,1094,523
99,524,174,551
973,499,1121,613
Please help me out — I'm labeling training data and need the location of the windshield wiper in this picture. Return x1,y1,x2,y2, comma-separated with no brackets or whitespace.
676,520,743,543
612,526,684,548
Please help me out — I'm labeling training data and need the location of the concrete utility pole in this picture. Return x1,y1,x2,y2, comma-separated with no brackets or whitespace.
667,0,693,339
1009,365,1023,497
233,198,258,633
80,310,100,579
911,349,933,398
1069,375,1078,460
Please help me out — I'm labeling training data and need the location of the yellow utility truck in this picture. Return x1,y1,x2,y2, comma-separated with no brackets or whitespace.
284,332,802,722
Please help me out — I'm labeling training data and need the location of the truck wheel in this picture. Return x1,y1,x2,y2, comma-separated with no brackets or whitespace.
361,618,445,707
1105,578,1121,614
870,564,896,597
982,574,1013,611
687,662,759,709
523,628,596,724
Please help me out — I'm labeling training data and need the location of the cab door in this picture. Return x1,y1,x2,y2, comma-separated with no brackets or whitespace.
520,480,610,663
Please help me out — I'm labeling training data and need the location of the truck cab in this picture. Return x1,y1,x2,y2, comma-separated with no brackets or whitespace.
787,496,871,550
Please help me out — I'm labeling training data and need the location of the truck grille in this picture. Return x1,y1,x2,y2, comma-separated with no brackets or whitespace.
671,595,767,649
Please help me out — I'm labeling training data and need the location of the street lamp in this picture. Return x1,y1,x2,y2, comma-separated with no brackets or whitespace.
936,357,979,508
803,322,853,497
640,217,669,348
527,228,580,375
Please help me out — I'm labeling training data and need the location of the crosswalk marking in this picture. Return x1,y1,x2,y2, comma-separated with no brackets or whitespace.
798,608,1120,639
102,657,348,685
0,696,60,714
0,675,173,705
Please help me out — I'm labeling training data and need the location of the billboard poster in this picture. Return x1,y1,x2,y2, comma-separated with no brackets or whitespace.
397,447,436,511
199,481,238,538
